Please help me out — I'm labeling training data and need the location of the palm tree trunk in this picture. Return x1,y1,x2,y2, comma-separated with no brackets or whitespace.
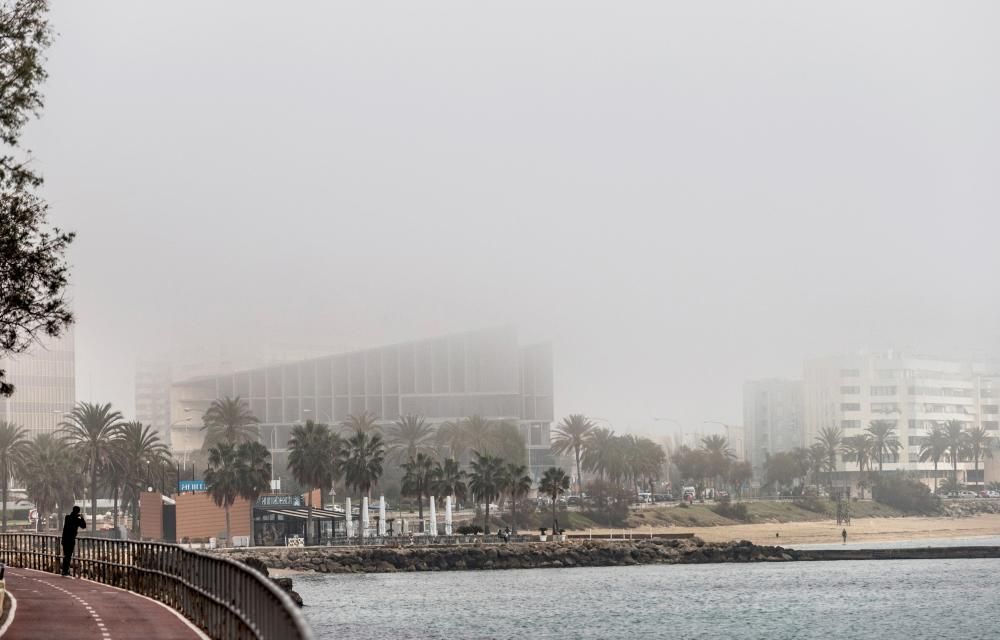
224,503,232,546
953,452,958,483
113,485,119,529
306,490,313,546
484,503,490,534
575,446,582,495
974,453,980,487
1,465,7,533
934,460,939,492
511,497,517,534
551,498,557,533
91,450,98,532
417,493,424,532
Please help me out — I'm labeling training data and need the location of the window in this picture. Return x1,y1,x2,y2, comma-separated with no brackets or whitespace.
870,386,897,396
840,369,860,377
871,402,899,414
841,403,861,411
983,405,999,414
982,388,996,398
907,436,923,446
983,421,999,431
841,420,861,429
840,386,860,395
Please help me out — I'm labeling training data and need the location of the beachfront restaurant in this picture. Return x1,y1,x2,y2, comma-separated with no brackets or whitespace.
253,495,347,546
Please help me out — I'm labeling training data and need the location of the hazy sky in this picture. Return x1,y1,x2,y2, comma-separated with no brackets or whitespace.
24,1,1000,436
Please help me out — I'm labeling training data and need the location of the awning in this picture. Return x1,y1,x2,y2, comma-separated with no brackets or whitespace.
254,506,345,520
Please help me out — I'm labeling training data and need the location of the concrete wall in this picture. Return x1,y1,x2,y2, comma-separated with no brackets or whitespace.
175,493,251,541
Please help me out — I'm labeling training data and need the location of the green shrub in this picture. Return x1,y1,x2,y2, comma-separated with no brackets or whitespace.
711,501,751,522
456,524,483,535
873,474,941,515
792,497,830,514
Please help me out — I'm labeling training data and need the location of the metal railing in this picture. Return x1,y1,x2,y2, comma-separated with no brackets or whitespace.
0,534,314,640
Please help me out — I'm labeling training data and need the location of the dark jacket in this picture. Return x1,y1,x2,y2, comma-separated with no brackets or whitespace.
62,513,86,542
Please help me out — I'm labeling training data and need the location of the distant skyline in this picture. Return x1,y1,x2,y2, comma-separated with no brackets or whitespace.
22,2,1000,438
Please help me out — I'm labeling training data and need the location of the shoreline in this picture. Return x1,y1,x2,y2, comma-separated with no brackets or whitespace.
629,513,1000,546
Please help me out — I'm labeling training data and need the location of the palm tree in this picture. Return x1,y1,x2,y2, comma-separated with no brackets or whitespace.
204,441,271,544
436,420,471,462
22,434,78,531
343,428,385,499
919,425,949,492
865,420,900,473
582,427,616,480
966,425,993,488
287,421,339,545
551,414,594,494
342,412,380,435
538,467,570,534
700,434,735,491
201,396,259,447
842,433,874,499
502,462,532,534
401,453,435,530
60,402,124,530
468,452,504,533
461,416,498,455
0,421,29,531
113,421,170,531
386,415,435,463
941,420,969,484
239,441,272,538
814,426,843,489
431,458,467,504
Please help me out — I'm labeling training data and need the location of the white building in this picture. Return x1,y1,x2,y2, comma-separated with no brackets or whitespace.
804,351,1000,483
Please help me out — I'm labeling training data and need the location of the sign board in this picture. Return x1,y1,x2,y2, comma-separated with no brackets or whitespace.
286,536,304,548
178,480,206,492
256,495,303,507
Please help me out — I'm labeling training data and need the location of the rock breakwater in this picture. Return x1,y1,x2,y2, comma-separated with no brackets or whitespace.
216,538,806,574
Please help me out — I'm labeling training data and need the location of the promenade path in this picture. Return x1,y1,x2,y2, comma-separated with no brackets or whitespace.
2,567,206,639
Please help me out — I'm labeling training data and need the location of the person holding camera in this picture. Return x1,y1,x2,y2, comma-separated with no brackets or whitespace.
61,506,87,577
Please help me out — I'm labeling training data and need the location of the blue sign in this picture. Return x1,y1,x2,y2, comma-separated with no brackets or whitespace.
178,480,206,492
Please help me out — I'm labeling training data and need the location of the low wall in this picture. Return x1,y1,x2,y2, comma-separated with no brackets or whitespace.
214,539,1000,574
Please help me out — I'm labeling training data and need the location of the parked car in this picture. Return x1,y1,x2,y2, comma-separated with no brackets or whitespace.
958,490,978,498
979,490,1000,498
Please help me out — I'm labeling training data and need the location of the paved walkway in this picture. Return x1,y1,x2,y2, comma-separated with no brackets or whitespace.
2,567,205,640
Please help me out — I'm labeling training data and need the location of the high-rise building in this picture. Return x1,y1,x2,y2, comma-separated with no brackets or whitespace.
804,351,1000,484
743,379,804,472
135,359,172,436
0,329,76,435
169,326,555,479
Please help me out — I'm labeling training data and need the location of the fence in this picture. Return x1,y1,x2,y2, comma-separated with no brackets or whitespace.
0,534,314,640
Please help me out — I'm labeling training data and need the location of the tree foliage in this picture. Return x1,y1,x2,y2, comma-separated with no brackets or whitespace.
0,0,73,397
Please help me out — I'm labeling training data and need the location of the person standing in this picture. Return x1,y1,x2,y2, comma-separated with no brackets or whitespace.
61,506,86,577
841,528,847,545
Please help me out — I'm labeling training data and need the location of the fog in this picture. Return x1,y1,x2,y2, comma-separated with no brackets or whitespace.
24,1,1000,433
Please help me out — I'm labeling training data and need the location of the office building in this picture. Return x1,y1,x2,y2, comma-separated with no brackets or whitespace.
0,329,75,435
170,326,555,479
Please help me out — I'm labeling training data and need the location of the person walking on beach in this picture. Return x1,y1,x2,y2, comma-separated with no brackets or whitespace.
841,528,847,545
61,506,86,576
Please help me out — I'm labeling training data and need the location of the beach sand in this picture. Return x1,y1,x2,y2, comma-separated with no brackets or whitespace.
581,513,1000,546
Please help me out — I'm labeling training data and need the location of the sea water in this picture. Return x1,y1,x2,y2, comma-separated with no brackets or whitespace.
296,556,1000,639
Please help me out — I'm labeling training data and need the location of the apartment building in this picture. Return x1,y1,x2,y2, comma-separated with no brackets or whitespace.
804,352,1000,482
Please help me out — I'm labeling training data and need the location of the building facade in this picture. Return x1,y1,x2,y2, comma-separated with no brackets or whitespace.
743,379,804,472
170,327,555,479
804,352,1000,483
0,329,75,435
